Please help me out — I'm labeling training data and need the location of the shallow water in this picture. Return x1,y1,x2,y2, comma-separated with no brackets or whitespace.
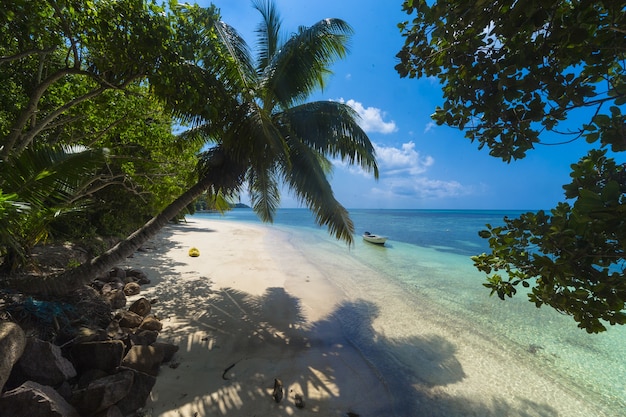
195,209,626,416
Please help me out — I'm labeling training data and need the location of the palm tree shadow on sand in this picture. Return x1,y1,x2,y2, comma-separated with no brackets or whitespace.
137,251,560,417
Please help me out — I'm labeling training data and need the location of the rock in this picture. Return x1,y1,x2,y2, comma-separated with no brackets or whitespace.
72,326,108,344
17,338,76,386
139,316,162,332
77,368,110,389
91,279,106,291
70,370,134,415
56,380,73,401
109,267,127,281
101,280,124,292
103,289,126,309
128,297,151,317
294,393,305,408
0,322,26,392
123,282,140,296
94,405,124,417
272,378,283,403
0,381,79,417
118,311,143,329
70,340,125,373
129,329,158,346
121,346,164,376
115,367,157,415
152,342,179,363
126,269,150,285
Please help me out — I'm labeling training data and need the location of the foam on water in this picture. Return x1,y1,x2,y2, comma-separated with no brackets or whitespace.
196,209,626,416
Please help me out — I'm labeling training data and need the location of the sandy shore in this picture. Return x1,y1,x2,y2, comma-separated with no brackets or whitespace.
120,217,612,417
121,217,385,417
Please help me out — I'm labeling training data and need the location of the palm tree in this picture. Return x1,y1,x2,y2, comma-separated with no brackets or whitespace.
7,0,378,296
188,0,378,240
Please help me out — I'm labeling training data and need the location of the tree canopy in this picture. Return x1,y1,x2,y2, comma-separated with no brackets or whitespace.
396,0,626,332
1,0,377,296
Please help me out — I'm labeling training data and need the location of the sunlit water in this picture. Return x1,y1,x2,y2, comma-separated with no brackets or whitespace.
194,209,626,416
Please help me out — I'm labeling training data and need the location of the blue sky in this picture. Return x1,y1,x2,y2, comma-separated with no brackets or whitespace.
198,0,612,210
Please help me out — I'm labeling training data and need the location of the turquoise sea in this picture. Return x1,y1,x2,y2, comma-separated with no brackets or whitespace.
194,208,626,416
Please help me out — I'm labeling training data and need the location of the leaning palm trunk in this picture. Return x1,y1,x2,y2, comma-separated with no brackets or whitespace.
2,174,216,297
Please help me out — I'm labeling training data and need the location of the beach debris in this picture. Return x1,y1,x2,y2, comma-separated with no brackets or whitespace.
294,393,305,408
222,362,236,380
0,265,174,417
272,378,284,403
188,247,200,257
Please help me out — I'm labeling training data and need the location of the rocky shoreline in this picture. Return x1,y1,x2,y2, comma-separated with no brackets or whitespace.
0,266,178,417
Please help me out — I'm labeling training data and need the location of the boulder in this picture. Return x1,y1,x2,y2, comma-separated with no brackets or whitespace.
116,367,157,415
138,316,162,332
70,370,134,415
123,282,140,296
103,289,126,309
129,329,159,346
152,342,179,363
126,269,150,285
118,311,143,329
94,405,124,417
128,297,151,317
76,368,109,389
72,326,108,344
0,322,26,392
105,320,125,340
121,346,164,376
17,338,76,386
0,381,79,417
70,340,125,373
109,267,127,281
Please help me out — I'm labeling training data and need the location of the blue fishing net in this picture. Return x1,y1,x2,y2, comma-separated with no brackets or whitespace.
18,297,76,331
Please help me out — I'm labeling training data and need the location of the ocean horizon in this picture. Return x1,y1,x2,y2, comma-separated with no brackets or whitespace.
193,208,626,416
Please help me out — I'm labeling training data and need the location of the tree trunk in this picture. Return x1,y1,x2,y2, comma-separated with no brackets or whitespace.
2,175,216,297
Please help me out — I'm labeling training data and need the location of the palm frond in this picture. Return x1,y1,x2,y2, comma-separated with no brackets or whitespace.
252,0,283,74
281,138,354,244
0,145,108,271
2,145,108,208
196,145,248,193
260,18,353,109
213,20,257,92
176,122,219,149
280,101,379,178
247,166,281,223
226,101,289,164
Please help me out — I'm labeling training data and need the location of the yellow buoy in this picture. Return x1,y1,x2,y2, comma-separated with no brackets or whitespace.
188,247,200,257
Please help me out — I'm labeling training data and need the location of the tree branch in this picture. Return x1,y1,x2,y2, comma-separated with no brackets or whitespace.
0,46,58,65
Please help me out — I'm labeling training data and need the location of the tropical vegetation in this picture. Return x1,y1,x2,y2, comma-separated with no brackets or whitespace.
396,0,625,332
0,0,378,296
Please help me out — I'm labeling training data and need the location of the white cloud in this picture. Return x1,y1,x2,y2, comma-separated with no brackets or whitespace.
338,99,397,134
333,141,473,203
424,121,436,133
375,141,433,176
370,177,468,200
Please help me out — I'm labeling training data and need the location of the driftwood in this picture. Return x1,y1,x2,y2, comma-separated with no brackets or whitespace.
272,378,283,403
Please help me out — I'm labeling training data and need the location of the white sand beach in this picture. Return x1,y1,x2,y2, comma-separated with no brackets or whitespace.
120,217,612,417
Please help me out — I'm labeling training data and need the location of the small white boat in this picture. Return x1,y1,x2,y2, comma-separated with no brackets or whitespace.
363,231,388,245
